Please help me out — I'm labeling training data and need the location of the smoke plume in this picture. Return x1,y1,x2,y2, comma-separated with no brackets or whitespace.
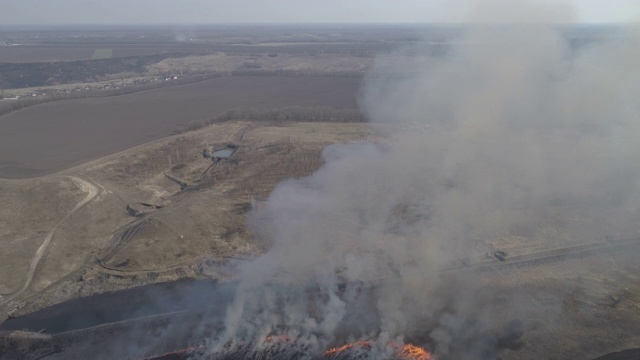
207,3,640,359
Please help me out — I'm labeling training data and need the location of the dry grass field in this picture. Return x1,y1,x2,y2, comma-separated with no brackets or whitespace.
0,177,84,294
0,76,361,179
0,120,377,316
2,120,640,360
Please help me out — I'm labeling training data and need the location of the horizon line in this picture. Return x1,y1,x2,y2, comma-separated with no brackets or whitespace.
0,22,629,27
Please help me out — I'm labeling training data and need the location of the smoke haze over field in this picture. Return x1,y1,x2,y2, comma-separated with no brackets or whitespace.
204,2,640,359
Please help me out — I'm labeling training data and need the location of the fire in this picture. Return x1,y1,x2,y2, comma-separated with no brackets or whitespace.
399,343,432,360
265,335,293,343
137,338,431,360
324,340,372,356
324,340,431,360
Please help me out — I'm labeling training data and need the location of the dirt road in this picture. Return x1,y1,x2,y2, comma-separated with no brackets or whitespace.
0,176,98,310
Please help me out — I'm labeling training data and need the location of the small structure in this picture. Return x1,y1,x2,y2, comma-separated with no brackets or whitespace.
493,250,507,262
126,204,145,217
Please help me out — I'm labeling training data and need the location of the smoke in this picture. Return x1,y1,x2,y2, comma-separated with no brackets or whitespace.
206,3,640,360
464,0,577,24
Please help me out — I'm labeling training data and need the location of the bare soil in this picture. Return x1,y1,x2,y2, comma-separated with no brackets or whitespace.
0,76,361,179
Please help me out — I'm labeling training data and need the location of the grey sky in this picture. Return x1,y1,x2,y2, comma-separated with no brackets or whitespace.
0,0,637,25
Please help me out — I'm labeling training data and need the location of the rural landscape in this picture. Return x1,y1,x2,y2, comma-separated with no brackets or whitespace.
1,10,640,360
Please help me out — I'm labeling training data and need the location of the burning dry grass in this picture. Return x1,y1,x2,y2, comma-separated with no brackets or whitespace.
325,340,431,360
396,343,432,360
324,340,373,356
264,335,294,344
141,339,431,360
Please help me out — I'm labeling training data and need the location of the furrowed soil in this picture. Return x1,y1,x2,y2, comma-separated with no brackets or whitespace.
0,76,360,179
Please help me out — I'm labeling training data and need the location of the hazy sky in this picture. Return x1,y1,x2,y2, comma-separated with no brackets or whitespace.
0,0,637,25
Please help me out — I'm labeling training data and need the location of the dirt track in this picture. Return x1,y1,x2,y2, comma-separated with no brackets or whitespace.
0,177,98,310
0,76,360,179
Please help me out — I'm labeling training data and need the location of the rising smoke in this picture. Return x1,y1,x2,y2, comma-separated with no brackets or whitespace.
206,2,640,359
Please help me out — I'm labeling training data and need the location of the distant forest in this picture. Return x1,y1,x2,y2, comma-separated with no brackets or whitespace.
0,54,174,89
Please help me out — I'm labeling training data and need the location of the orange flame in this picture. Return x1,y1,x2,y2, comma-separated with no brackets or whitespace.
265,335,293,343
399,343,432,360
325,340,431,360
324,340,372,356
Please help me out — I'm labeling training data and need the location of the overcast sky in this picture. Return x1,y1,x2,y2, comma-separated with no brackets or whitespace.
0,0,637,25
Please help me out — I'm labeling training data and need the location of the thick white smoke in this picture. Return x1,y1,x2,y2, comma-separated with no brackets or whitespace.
209,3,640,359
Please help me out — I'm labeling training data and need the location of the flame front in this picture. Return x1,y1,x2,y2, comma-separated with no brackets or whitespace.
399,343,432,360
324,340,431,360
324,340,372,356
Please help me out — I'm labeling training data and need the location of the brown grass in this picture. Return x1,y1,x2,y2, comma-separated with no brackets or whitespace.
0,177,84,294
0,121,376,313
78,121,377,272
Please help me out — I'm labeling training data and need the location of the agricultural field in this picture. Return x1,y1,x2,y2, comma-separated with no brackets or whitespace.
0,24,422,62
90,48,113,60
0,45,99,63
0,76,361,178
0,44,208,63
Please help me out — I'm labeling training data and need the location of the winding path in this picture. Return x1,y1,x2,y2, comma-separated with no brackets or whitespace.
0,176,98,308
